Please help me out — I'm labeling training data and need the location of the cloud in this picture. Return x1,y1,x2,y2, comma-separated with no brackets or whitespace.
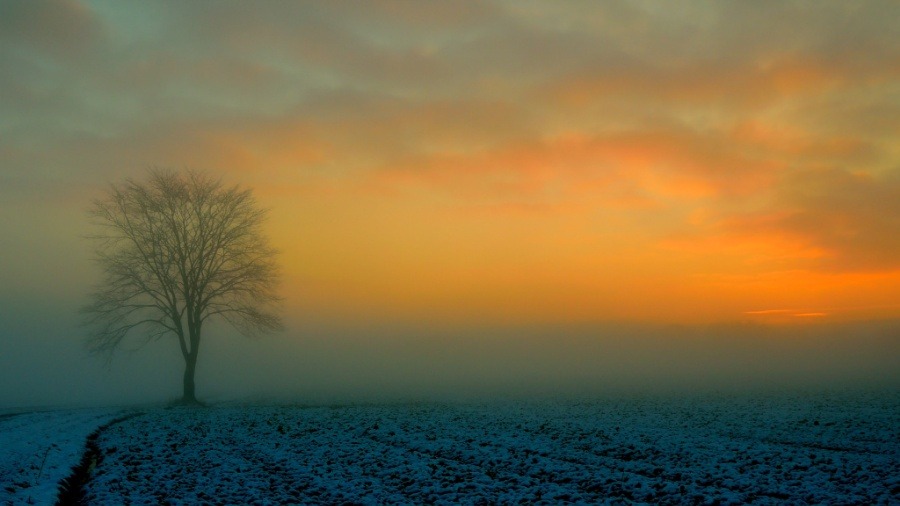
773,168,900,271
361,121,788,225
2,0,900,329
676,168,900,274
0,0,104,59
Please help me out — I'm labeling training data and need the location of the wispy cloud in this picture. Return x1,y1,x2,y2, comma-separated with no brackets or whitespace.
744,309,797,315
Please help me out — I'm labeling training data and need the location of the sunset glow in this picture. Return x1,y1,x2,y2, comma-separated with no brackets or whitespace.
2,1,899,329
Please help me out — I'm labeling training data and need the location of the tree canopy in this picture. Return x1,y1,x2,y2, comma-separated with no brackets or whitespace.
82,169,281,402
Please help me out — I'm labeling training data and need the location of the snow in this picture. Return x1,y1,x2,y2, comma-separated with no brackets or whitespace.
0,408,122,505
1,392,897,504
82,392,898,504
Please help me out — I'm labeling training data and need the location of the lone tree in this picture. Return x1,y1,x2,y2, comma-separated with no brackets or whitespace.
82,169,281,404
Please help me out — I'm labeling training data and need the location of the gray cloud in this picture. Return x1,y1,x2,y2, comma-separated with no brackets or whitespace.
0,0,105,60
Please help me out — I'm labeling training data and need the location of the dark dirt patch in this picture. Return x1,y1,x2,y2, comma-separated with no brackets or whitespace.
54,413,143,506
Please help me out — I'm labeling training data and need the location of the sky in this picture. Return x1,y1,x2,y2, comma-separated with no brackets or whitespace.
1,1,899,406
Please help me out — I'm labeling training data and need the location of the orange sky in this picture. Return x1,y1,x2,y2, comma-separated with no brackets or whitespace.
2,1,900,327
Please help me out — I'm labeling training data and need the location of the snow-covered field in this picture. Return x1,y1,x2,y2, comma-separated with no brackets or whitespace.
2,392,897,504
0,408,122,505
85,392,899,504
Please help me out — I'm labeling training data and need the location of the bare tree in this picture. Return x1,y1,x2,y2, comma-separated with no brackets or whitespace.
82,169,281,404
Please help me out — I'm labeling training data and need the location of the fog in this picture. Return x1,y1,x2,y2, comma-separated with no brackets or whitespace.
2,0,899,411
2,300,898,409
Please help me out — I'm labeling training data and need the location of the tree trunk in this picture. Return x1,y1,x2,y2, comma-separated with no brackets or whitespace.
182,352,198,404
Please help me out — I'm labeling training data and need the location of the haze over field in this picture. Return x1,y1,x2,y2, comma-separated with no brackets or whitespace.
1,1,899,407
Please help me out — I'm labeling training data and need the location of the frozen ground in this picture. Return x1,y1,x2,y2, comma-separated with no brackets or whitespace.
75,391,899,504
0,408,122,505
0,393,896,505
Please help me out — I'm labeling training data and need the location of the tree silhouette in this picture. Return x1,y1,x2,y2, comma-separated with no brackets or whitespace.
82,169,281,404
